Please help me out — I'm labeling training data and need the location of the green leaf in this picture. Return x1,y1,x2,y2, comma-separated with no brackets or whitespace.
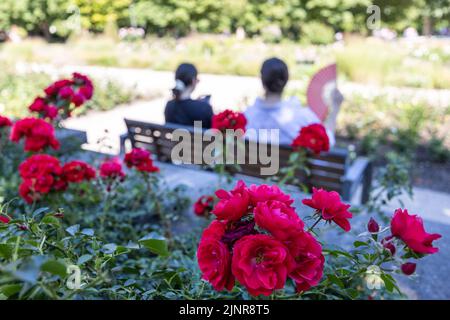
0,244,14,259
32,207,49,218
66,225,80,236
381,274,395,293
102,243,117,254
81,228,94,236
327,274,345,289
41,260,67,278
41,215,60,226
77,254,93,265
353,241,368,248
139,235,169,257
0,284,22,298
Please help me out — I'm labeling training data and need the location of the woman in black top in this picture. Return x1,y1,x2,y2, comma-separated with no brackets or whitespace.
164,63,213,128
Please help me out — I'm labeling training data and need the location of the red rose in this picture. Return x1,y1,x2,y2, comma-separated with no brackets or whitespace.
0,115,13,128
58,86,74,100
390,208,441,254
367,218,380,233
401,262,416,276
194,195,215,216
248,184,294,206
381,236,396,255
124,148,159,173
202,220,228,240
99,158,125,179
44,79,73,97
78,85,94,100
45,105,59,120
0,215,10,224
302,187,352,232
292,123,329,155
18,154,63,203
28,97,47,113
212,109,247,132
285,231,324,292
197,235,235,291
10,117,60,152
212,180,250,221
254,200,304,240
71,93,86,107
232,234,294,296
62,160,96,183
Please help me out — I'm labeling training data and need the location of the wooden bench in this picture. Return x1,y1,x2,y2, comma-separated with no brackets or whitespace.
121,119,372,204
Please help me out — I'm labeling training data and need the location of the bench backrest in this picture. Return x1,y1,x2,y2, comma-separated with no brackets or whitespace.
124,119,351,194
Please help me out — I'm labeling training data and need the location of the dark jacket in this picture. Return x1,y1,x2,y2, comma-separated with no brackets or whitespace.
164,99,213,128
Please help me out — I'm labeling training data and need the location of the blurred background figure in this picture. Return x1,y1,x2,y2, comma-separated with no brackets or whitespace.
164,63,213,128
245,57,343,145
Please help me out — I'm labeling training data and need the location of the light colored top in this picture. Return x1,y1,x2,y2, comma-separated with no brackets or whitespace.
244,97,335,146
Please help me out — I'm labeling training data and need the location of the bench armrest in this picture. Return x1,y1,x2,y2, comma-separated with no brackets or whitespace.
341,157,372,204
119,132,129,155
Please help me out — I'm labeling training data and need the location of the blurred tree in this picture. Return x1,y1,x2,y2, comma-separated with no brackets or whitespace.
74,0,132,32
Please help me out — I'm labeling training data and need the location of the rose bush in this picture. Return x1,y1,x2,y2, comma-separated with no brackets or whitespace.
197,180,441,298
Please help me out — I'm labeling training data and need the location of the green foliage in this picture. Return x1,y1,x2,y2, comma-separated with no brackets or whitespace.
300,22,335,45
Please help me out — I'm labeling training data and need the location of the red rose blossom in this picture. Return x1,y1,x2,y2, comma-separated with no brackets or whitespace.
401,262,416,276
28,97,47,113
124,148,159,173
62,161,96,183
18,154,63,203
10,117,60,152
99,158,125,180
292,123,329,155
0,215,10,224
212,109,247,132
197,235,235,291
285,231,324,292
248,184,294,206
0,115,13,128
231,234,294,296
390,208,441,254
44,79,73,97
194,195,215,216
212,180,250,221
197,220,234,291
254,200,304,240
302,187,352,232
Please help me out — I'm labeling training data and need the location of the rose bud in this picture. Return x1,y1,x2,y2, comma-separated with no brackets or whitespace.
18,224,28,231
401,262,416,276
381,236,396,255
54,213,64,218
367,218,379,233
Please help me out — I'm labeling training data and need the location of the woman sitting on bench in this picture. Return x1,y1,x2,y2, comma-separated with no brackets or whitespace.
245,57,343,145
164,63,214,128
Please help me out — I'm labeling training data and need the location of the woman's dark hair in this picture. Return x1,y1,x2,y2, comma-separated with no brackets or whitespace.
260,57,289,94
172,63,198,100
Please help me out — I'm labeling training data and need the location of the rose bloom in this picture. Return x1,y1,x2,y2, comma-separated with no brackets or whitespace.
73,72,94,100
232,234,294,296
18,154,63,203
292,123,329,155
28,97,48,113
71,93,86,107
62,161,96,183
10,117,60,152
391,208,441,254
99,158,125,179
212,180,250,221
0,215,10,224
302,187,353,232
285,231,324,292
124,148,159,173
254,200,304,240
0,115,13,128
248,184,294,206
212,109,247,132
197,220,235,291
194,195,215,216
44,79,73,97
58,86,74,100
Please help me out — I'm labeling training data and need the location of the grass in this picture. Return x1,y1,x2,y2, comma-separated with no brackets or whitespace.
2,34,449,89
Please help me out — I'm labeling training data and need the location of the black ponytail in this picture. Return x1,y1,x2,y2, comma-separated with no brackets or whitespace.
172,63,198,100
261,57,289,94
